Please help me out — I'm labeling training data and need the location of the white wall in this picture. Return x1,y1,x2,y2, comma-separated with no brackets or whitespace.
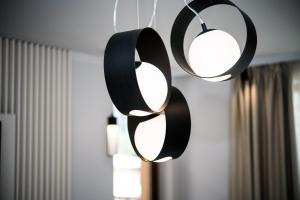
71,52,113,200
159,76,232,200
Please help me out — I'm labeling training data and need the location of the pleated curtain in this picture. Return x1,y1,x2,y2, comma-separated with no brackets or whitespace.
0,37,72,200
230,63,299,200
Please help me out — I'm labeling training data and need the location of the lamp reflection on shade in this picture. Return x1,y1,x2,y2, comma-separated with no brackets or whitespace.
201,74,232,82
129,110,152,117
154,157,173,163
107,114,119,156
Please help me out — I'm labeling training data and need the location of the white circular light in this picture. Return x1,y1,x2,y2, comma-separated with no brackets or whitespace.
134,114,166,161
135,62,168,115
188,30,240,77
129,110,152,116
154,157,173,163
201,74,232,82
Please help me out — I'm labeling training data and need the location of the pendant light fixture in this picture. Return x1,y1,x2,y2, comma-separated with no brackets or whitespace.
127,87,191,162
104,0,192,163
104,27,172,116
171,0,257,81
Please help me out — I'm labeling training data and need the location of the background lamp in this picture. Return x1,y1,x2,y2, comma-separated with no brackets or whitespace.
107,114,119,156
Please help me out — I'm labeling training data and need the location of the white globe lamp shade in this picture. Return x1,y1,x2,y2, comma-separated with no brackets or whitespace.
134,114,167,161
188,30,240,79
129,62,168,116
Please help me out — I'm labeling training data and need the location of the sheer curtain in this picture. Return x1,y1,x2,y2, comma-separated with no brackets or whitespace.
230,63,299,200
0,38,72,200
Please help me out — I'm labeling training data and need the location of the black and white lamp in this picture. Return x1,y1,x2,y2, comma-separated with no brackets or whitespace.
127,87,191,162
171,0,257,81
104,28,172,116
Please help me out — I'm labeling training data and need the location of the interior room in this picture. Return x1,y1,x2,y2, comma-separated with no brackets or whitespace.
0,0,299,199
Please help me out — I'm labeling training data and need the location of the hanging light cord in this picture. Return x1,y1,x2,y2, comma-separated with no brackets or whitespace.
137,0,140,29
113,0,158,33
183,0,205,24
148,0,158,27
113,0,119,33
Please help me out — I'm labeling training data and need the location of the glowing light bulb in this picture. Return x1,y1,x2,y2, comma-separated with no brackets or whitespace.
188,30,240,78
134,114,166,161
130,62,168,116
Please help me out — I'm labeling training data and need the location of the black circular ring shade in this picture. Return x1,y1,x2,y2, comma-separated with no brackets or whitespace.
104,28,172,116
128,87,191,162
171,0,257,80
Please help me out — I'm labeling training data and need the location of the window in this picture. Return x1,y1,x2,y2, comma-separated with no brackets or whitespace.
112,108,142,200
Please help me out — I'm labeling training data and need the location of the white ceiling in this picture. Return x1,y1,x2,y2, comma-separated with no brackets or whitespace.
0,0,300,73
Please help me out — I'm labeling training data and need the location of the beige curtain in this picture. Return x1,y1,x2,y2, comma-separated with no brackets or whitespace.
230,63,299,200
292,63,300,190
